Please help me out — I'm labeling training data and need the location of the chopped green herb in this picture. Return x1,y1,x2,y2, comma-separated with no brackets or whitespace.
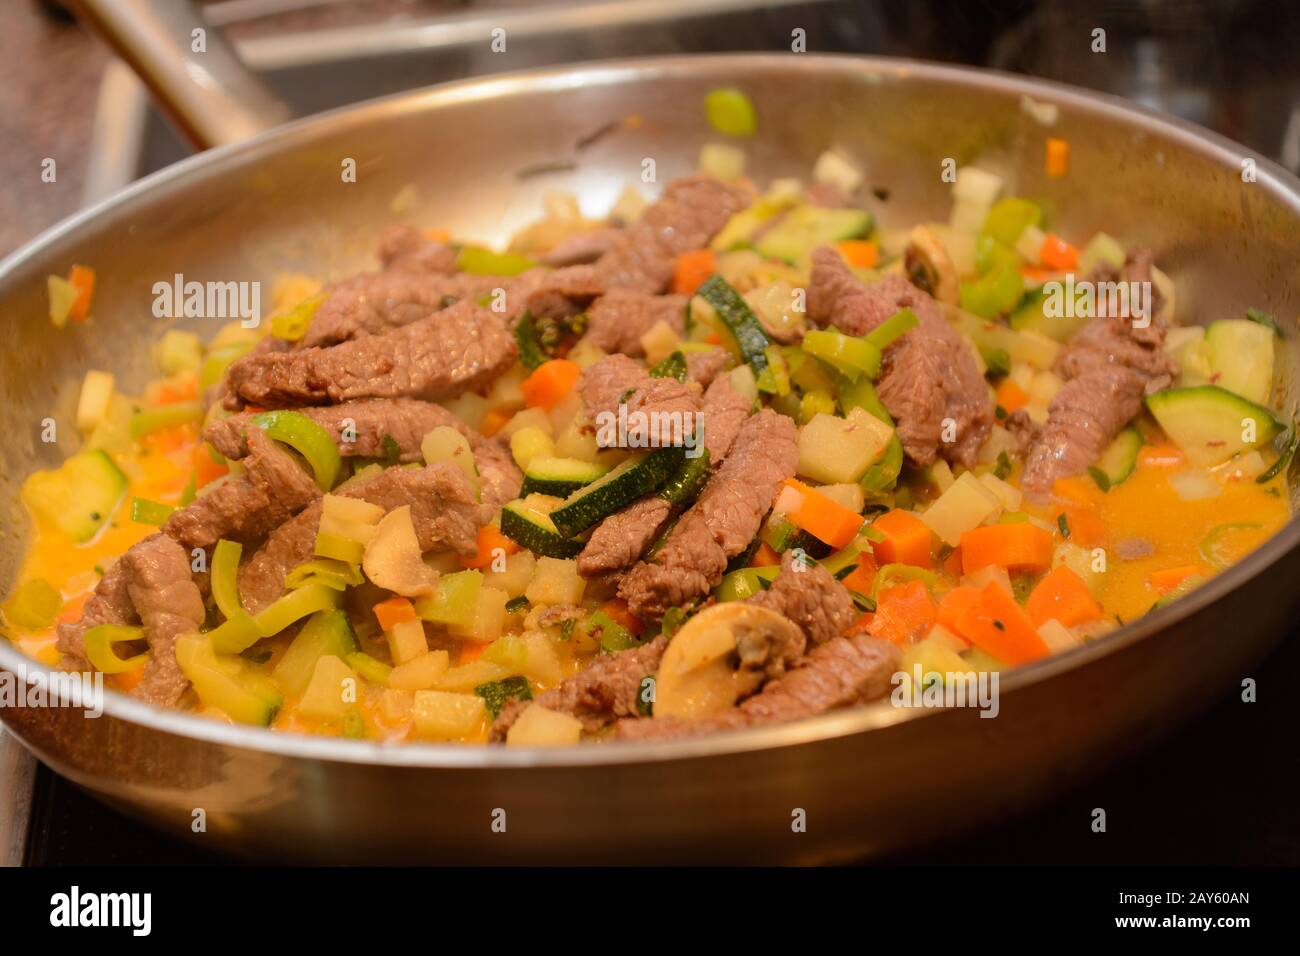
982,347,1011,379
1057,513,1071,538
833,564,858,581
474,675,533,719
994,451,1012,480
504,595,530,614
558,618,576,642
993,619,1006,631
649,350,688,382
1087,466,1111,492
849,590,876,613
381,434,401,465
514,314,549,370
994,404,1008,420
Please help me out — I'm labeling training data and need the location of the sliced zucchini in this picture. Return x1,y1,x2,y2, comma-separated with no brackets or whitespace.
697,274,772,372
271,609,359,697
648,350,688,382
548,448,683,537
754,206,872,264
1090,427,1142,489
1203,319,1274,404
1145,386,1283,467
518,456,610,498
175,633,281,726
500,498,584,558
21,449,127,543
658,449,712,507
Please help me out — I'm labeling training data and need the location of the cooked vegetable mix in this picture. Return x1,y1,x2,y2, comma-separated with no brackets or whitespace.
4,137,1290,746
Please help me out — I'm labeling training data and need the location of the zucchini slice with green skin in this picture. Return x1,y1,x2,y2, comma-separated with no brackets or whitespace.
519,456,610,498
697,274,771,373
1145,385,1283,467
549,448,684,537
753,206,872,264
1090,427,1143,490
648,350,688,382
1203,319,1274,405
657,449,712,507
500,499,584,558
21,449,127,543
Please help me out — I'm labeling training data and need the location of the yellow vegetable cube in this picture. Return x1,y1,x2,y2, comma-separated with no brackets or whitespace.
298,655,357,720
525,557,586,606
386,618,428,665
411,690,488,741
505,704,583,747
389,649,451,691
796,409,893,484
920,471,1002,546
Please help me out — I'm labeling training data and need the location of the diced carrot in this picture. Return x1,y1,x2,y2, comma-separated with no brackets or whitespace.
149,372,199,405
1051,475,1100,506
1025,565,1101,628
193,442,229,489
141,421,197,455
995,379,1030,413
68,265,95,322
481,409,511,437
836,239,878,269
1019,265,1054,283
1147,564,1204,595
458,641,488,665
705,331,723,346
1054,504,1105,548
56,592,91,625
840,552,877,595
936,586,981,635
870,509,933,568
954,582,1050,665
942,547,964,579
373,596,417,632
424,227,451,243
959,523,1053,575
1038,233,1079,271
671,249,717,296
460,524,521,570
1045,137,1069,178
520,359,581,411
601,598,645,637
750,542,781,568
846,612,874,636
869,581,936,646
1139,444,1185,468
781,479,864,549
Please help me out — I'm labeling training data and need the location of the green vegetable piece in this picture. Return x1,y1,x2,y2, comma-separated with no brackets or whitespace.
697,274,772,372
84,624,148,674
704,87,757,136
456,246,538,276
649,350,688,382
2,578,63,631
475,675,533,719
270,293,325,341
251,409,342,490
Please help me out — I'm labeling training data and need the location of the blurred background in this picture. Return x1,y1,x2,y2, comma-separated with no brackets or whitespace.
4,0,1300,258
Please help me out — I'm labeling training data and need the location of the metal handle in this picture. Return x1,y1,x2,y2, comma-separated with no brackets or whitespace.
73,0,293,151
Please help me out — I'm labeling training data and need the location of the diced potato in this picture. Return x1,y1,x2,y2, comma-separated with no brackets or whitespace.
421,426,478,485
548,390,584,434
728,365,758,403
553,415,601,463
386,618,428,665
389,649,451,691
1029,370,1064,405
976,425,1018,466
1052,542,1100,594
978,472,1022,511
526,557,586,606
298,655,356,720
505,704,583,747
929,460,955,493
900,635,971,684
521,631,565,686
797,408,893,484
411,690,488,741
441,392,490,433
960,564,1014,597
640,319,683,366
610,185,648,223
434,660,514,693
500,406,554,439
567,338,608,369
1015,224,1046,264
486,364,527,412
925,623,968,653
699,143,746,181
462,586,509,643
321,494,384,529
1037,618,1083,653
483,551,536,598
424,550,463,575
510,426,554,470
921,471,1002,546
378,687,413,723
812,149,863,194
815,482,866,513
953,166,1003,205
76,370,116,432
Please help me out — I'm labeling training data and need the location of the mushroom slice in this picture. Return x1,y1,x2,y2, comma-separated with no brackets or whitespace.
904,225,959,305
654,603,804,720
362,505,437,597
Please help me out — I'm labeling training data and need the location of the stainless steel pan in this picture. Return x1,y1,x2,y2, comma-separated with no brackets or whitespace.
3,22,1299,863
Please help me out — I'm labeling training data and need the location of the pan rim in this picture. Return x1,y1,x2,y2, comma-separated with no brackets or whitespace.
2,51,1298,769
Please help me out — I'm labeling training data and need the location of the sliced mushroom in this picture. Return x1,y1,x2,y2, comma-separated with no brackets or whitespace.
904,225,959,305
362,505,437,597
654,603,804,720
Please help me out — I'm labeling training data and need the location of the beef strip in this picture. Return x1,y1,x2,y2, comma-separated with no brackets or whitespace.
577,497,674,577
685,348,731,387
699,374,752,464
747,551,856,648
581,290,687,356
538,227,623,267
489,634,668,740
238,463,482,613
619,409,797,619
522,264,605,320
1020,250,1176,497
376,224,458,275
579,354,703,450
163,427,322,552
615,633,899,741
124,535,205,706
204,398,520,509
223,295,517,409
808,247,992,467
55,561,133,670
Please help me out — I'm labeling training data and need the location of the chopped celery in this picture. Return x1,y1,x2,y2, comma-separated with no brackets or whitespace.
2,578,63,631
130,497,175,526
586,610,638,652
864,308,918,352
83,624,148,673
154,329,203,375
284,558,363,591
456,246,538,276
415,569,483,632
251,410,341,490
270,293,324,341
210,539,244,620
315,532,365,564
802,329,882,382
199,341,253,390
981,198,1042,247
715,566,780,602
345,651,392,686
960,264,1028,319
798,390,836,424
1078,231,1126,275
129,400,203,439
177,633,280,725
871,564,938,600
974,236,1020,276
272,609,359,696
755,344,791,395
207,612,262,655
704,87,757,136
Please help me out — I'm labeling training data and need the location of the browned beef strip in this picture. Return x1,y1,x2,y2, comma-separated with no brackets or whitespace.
808,247,992,467
699,374,752,464
224,296,517,409
747,550,855,648
614,633,900,741
1020,251,1176,497
581,290,686,356
522,264,605,320
577,497,674,577
579,354,703,450
685,348,731,387
302,271,507,349
203,398,520,508
619,409,797,619
593,175,753,294
56,561,133,669
376,224,458,275
164,428,322,552
238,463,482,613
538,227,622,267
123,535,205,706
489,634,668,740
